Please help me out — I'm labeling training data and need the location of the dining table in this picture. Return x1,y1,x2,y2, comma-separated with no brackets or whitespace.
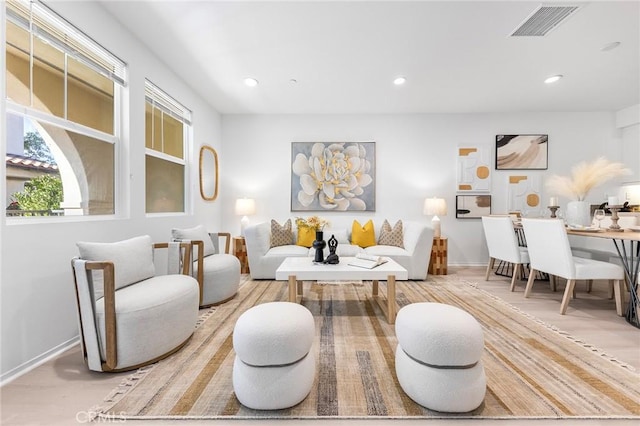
566,228,640,328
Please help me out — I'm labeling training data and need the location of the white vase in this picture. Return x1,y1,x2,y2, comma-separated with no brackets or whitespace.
565,200,591,227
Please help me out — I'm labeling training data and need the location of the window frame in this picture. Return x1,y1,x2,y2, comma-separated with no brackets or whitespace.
144,79,192,216
4,0,127,223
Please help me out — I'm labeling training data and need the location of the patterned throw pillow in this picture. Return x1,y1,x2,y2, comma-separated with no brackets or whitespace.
378,219,404,248
351,219,376,248
270,219,294,248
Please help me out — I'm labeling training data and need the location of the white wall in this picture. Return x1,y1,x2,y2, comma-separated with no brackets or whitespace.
617,104,640,184
221,112,624,265
0,2,223,381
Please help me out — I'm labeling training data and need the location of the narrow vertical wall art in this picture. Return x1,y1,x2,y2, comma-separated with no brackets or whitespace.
507,174,542,214
457,146,491,192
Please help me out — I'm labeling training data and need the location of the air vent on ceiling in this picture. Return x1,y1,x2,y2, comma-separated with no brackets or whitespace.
510,5,581,37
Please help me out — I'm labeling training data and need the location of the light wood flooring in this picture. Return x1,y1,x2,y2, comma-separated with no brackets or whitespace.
1,266,638,425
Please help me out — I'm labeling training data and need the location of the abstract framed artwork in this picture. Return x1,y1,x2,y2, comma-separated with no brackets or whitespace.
291,141,375,211
507,174,542,214
456,195,491,219
457,146,491,192
495,134,548,170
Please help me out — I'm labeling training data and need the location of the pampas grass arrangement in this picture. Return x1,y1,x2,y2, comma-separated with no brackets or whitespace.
545,157,631,201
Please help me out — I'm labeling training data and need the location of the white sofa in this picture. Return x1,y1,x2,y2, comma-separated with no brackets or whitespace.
244,220,434,280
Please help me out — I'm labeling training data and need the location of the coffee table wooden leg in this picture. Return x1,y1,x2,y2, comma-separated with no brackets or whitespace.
297,280,303,295
372,280,379,296
387,275,396,324
288,275,297,302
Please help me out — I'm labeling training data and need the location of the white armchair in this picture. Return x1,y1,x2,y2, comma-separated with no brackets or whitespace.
72,235,199,372
172,225,241,307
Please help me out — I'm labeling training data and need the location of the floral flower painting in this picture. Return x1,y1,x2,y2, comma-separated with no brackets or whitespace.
291,142,375,211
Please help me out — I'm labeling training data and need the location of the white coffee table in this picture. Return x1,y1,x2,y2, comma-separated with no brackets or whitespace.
275,257,409,324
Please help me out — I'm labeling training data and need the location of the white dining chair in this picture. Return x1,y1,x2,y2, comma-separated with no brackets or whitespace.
521,218,625,316
482,216,530,291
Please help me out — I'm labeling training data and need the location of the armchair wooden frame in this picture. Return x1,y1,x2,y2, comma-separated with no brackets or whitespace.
71,242,192,372
189,232,232,307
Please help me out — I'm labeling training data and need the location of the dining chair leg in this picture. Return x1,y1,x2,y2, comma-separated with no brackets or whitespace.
607,280,614,299
510,263,519,292
613,280,624,316
485,258,495,281
560,279,576,315
524,268,537,298
549,275,557,292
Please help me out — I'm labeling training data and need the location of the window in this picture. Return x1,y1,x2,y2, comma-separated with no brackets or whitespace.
4,0,126,217
144,80,191,214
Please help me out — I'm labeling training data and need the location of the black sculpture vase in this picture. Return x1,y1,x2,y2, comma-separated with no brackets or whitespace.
312,230,326,263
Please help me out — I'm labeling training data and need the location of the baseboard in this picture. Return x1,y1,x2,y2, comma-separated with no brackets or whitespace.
0,336,80,387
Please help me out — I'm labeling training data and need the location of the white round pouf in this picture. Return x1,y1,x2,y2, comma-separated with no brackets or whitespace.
233,302,316,410
233,302,314,366
233,351,316,410
395,346,486,413
395,302,486,413
396,302,484,367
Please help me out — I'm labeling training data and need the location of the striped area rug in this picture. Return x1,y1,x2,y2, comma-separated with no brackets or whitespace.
96,277,640,420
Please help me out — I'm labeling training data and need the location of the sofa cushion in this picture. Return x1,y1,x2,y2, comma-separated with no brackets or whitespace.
315,243,363,258
378,219,404,248
323,227,350,244
266,244,310,257
365,245,408,257
296,226,315,247
77,235,155,295
270,219,294,248
172,224,215,257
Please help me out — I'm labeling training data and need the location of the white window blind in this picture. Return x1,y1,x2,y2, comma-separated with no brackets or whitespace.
145,80,192,126
6,0,127,86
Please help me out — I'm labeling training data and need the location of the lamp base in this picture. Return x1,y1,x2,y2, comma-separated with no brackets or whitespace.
240,216,250,236
432,216,441,238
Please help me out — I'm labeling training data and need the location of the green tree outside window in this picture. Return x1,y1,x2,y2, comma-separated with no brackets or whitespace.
11,175,63,214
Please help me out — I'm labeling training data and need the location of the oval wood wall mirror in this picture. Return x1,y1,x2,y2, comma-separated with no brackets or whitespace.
199,145,219,201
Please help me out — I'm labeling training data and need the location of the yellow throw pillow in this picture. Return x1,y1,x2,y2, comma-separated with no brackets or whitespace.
352,220,376,248
297,226,316,248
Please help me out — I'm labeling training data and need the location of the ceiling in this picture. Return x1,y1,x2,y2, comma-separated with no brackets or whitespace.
98,1,640,115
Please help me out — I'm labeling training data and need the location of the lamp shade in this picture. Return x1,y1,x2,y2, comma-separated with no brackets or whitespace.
235,198,256,216
423,197,447,217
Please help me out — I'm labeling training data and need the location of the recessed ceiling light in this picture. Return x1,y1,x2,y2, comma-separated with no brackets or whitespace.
544,74,563,84
601,41,621,52
393,76,406,85
289,78,298,84
244,78,258,87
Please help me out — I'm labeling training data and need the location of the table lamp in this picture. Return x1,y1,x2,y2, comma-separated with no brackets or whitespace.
235,198,256,236
424,197,447,238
